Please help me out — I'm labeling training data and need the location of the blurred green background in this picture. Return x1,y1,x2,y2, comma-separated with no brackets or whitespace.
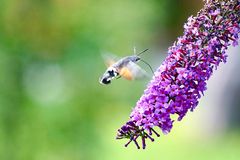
0,0,240,160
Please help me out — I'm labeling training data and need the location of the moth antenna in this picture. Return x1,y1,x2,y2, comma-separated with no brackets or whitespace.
133,46,137,55
137,49,149,56
139,59,154,74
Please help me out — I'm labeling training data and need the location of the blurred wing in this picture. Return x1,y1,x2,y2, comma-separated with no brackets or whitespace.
102,53,119,67
119,61,148,80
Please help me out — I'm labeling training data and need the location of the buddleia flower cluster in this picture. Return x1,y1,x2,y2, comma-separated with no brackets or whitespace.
116,0,240,149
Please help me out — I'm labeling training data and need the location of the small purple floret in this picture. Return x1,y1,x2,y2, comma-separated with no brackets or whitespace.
117,0,240,149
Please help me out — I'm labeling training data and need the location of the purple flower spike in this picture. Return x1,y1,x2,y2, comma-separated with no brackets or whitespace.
117,0,240,149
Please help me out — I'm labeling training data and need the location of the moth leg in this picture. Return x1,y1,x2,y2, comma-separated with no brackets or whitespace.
116,75,122,79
